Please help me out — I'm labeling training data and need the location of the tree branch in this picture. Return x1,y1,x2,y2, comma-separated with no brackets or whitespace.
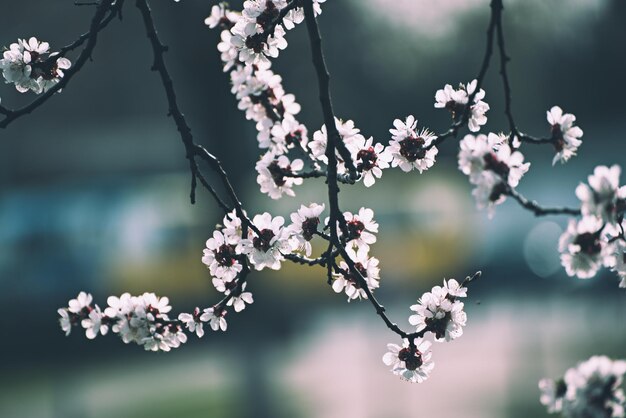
302,0,356,182
427,0,498,150
135,0,263,237
506,187,581,216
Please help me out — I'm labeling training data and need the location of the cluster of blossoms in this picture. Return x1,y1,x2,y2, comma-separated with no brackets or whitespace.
201,204,384,302
0,37,71,94
539,355,626,418
558,165,626,286
208,2,452,199
547,106,584,165
45,0,620,397
206,2,313,199
435,79,489,132
58,291,188,352
329,207,382,300
58,291,234,351
458,132,530,217
388,115,438,174
383,278,469,383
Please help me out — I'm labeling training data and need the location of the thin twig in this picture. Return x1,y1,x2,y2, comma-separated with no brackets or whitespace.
302,1,356,181
493,0,519,140
427,0,498,150
506,187,581,216
135,0,261,235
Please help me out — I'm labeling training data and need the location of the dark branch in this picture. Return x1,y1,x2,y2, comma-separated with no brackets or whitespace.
493,0,519,140
427,0,498,150
59,1,124,57
260,0,300,40
506,187,581,216
135,0,262,235
302,1,356,181
135,0,259,317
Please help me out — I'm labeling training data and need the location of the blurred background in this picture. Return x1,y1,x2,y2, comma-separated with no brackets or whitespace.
1,0,625,417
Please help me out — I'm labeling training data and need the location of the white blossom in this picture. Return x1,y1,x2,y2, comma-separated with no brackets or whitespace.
541,356,626,418
178,308,206,338
81,305,109,340
57,308,72,336
203,229,242,281
332,253,380,301
342,207,378,255
547,106,584,165
238,212,294,270
222,210,244,239
443,278,468,297
539,378,567,414
382,338,434,383
350,135,392,187
217,29,239,71
226,282,254,312
576,165,626,229
434,79,489,132
68,291,93,314
269,117,308,154
256,151,304,199
201,306,228,332
388,116,438,173
612,239,626,289
471,171,507,218
459,133,529,187
288,203,325,256
559,217,615,279
409,279,468,342
205,3,239,29
459,133,530,217
0,37,71,94
308,118,364,173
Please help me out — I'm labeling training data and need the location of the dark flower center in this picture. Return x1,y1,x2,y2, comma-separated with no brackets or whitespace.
267,160,290,186
483,152,510,180
489,182,508,202
28,51,41,62
343,262,368,288
29,53,62,81
256,1,279,29
398,347,423,371
398,136,426,162
80,306,93,317
225,281,238,293
301,217,319,241
285,130,304,146
218,17,235,30
215,244,237,266
574,232,602,255
347,219,365,240
146,305,160,317
213,306,227,318
445,100,466,119
245,33,265,53
167,323,181,333
357,147,378,171
253,228,275,252
425,312,452,340
550,124,566,152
